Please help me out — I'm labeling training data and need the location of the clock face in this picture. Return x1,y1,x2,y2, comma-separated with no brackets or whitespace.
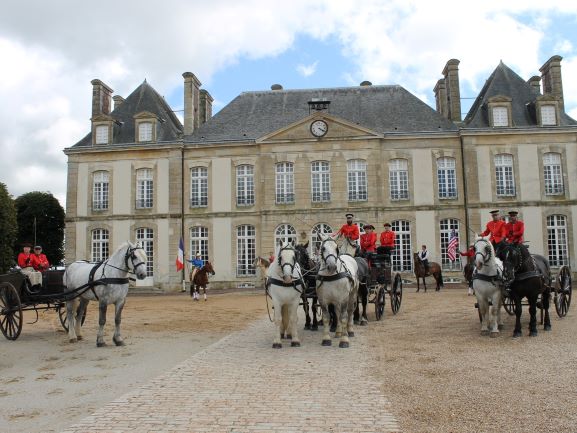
310,120,328,137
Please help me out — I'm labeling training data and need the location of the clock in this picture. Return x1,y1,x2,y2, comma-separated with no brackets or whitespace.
310,119,328,137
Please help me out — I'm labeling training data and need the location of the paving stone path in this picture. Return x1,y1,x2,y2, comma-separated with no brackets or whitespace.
61,313,400,433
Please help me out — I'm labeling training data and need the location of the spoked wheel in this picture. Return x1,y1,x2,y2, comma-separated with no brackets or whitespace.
502,293,515,316
0,282,23,341
374,285,386,321
555,265,572,317
390,273,403,314
57,303,87,332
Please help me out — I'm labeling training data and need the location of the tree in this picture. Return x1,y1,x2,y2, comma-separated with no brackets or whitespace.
15,192,65,267
0,183,18,273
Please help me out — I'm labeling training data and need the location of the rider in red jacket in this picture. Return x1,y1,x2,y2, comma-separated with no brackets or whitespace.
334,213,360,241
481,210,507,248
505,211,524,244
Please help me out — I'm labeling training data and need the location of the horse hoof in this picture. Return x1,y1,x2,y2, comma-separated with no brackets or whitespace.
339,341,349,348
69,338,77,343
348,331,355,337
272,343,282,349
77,335,83,341
353,320,359,325
97,341,107,347
286,334,292,340
529,330,538,337
330,326,337,333
498,324,504,331
490,332,499,338
321,339,332,346
480,330,489,336
304,324,311,330
513,331,522,338
360,320,368,326
311,325,318,331
113,338,125,347
291,341,301,347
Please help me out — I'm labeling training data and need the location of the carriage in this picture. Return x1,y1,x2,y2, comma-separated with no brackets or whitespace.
364,251,403,320
0,268,87,340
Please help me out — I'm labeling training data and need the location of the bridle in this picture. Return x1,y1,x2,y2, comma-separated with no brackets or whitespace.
277,244,297,275
474,239,493,266
319,238,340,268
104,244,146,275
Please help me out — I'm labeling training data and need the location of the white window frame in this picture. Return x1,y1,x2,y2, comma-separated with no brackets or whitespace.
389,159,409,200
437,157,457,199
275,162,294,204
492,106,509,127
190,167,208,207
391,220,411,272
543,152,564,195
95,125,109,144
92,171,109,211
347,159,367,201
190,226,209,262
138,122,153,142
274,224,297,246
495,154,516,197
311,223,333,258
136,227,154,277
136,168,153,209
311,161,331,202
91,229,109,262
237,225,256,276
440,219,460,270
236,164,255,206
541,105,557,126
547,215,569,267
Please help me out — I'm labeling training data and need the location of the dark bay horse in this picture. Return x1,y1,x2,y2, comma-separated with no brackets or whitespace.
192,261,215,301
295,242,322,330
413,253,444,292
499,243,551,337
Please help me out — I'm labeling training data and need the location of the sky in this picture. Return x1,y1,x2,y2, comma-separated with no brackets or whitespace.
1,0,577,207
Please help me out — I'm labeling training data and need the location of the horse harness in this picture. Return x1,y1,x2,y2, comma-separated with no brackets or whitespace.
266,244,305,295
316,238,356,290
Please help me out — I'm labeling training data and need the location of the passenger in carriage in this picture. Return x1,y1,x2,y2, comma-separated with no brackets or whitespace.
17,243,42,287
32,245,50,272
378,223,395,261
360,224,377,254
505,211,525,245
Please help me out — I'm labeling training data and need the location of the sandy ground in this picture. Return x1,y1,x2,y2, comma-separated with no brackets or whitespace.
1,282,576,433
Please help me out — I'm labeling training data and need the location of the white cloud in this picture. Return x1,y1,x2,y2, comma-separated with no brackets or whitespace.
297,61,319,77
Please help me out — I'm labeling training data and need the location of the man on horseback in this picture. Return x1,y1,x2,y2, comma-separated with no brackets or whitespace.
480,210,507,254
505,211,524,245
188,252,204,288
418,244,430,274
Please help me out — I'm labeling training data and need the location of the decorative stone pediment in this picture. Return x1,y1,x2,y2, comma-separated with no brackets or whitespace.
133,111,159,120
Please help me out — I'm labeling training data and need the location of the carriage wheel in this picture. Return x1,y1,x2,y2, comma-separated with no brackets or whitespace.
0,282,23,341
555,265,572,317
374,285,386,321
390,273,403,314
57,304,88,332
502,293,515,316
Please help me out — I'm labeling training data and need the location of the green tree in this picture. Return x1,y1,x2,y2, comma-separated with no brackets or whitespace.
15,192,65,267
0,183,18,272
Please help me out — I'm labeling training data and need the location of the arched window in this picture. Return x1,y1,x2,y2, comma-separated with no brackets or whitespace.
311,223,333,257
311,161,331,202
543,153,564,195
236,164,255,206
92,171,109,211
274,224,297,246
391,220,411,271
91,229,109,262
190,226,209,261
136,228,154,276
275,162,294,204
547,215,568,267
389,159,409,200
440,219,460,270
237,225,256,276
190,167,208,207
437,157,457,199
494,154,515,196
347,159,367,201
136,168,153,209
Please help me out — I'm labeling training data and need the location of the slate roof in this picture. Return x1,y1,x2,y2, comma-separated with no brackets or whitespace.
72,80,183,147
463,61,577,128
186,85,458,143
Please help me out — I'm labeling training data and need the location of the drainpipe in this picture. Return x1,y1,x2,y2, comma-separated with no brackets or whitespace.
459,132,471,248
181,144,186,291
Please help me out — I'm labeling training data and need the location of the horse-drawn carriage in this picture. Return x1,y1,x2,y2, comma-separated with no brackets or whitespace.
363,251,403,320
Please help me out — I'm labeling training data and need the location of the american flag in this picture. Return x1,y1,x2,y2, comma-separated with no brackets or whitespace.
447,229,458,261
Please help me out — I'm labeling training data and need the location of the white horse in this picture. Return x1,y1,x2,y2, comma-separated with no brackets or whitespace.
472,236,504,337
63,241,148,347
266,241,303,349
316,233,359,348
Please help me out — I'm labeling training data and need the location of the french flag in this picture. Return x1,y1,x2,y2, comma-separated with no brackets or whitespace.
176,237,184,271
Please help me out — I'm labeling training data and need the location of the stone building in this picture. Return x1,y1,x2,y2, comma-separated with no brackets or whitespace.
64,55,577,290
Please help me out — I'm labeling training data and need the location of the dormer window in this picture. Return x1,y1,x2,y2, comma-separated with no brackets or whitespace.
95,125,109,144
134,111,157,143
487,95,512,128
492,107,509,127
138,122,153,142
541,105,557,126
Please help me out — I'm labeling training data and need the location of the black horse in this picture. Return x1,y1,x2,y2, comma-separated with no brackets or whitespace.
499,243,552,337
353,255,369,325
295,242,322,330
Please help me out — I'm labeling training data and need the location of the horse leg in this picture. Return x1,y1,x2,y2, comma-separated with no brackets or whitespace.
96,301,108,347
478,298,490,336
282,304,291,339
320,302,332,346
416,277,420,293
202,286,207,301
423,277,427,293
66,299,78,343
359,284,368,325
513,292,523,338
302,296,311,330
75,298,89,341
543,288,552,331
288,301,300,347
112,298,126,346
311,297,319,331
528,294,538,336
272,298,283,349
338,303,350,348
353,296,360,325
489,291,501,337
329,304,337,333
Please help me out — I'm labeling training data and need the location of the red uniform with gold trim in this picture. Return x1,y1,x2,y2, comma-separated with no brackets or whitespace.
360,232,377,252
481,220,506,244
505,220,524,244
380,231,396,248
336,223,359,241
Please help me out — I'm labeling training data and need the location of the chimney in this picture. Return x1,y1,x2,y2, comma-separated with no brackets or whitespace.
91,79,113,117
271,84,283,90
539,55,564,110
527,76,541,95
182,72,202,135
442,59,461,122
434,78,448,118
112,95,125,110
199,89,213,124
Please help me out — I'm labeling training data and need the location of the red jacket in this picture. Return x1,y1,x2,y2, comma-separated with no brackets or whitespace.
360,232,377,252
336,223,359,240
33,253,50,271
505,220,524,244
481,220,506,244
380,231,396,248
18,252,38,269
459,247,475,257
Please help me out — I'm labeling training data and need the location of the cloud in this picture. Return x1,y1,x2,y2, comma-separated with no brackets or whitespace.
296,61,319,77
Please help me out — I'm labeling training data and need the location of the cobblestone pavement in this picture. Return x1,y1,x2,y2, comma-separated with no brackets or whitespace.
61,313,400,433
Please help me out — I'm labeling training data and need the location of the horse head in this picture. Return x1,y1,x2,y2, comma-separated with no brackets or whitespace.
500,244,522,285
276,240,298,284
318,233,339,273
473,236,494,271
204,261,216,276
125,241,148,280
295,242,312,270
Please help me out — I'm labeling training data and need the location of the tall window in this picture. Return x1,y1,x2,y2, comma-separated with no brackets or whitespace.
495,154,515,196
543,153,564,195
275,224,297,246
389,159,409,200
138,122,153,142
92,171,109,211
136,168,153,209
190,226,209,261
237,225,256,276
136,228,154,277
275,162,294,204
190,167,208,207
437,157,457,199
311,161,331,202
236,164,255,206
95,125,109,144
347,159,367,201
440,219,460,270
91,229,109,262
492,107,509,127
391,220,412,272
547,215,568,267
541,105,557,126
311,223,333,257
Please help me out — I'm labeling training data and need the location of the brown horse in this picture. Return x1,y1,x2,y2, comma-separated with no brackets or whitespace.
192,261,215,301
413,253,444,292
